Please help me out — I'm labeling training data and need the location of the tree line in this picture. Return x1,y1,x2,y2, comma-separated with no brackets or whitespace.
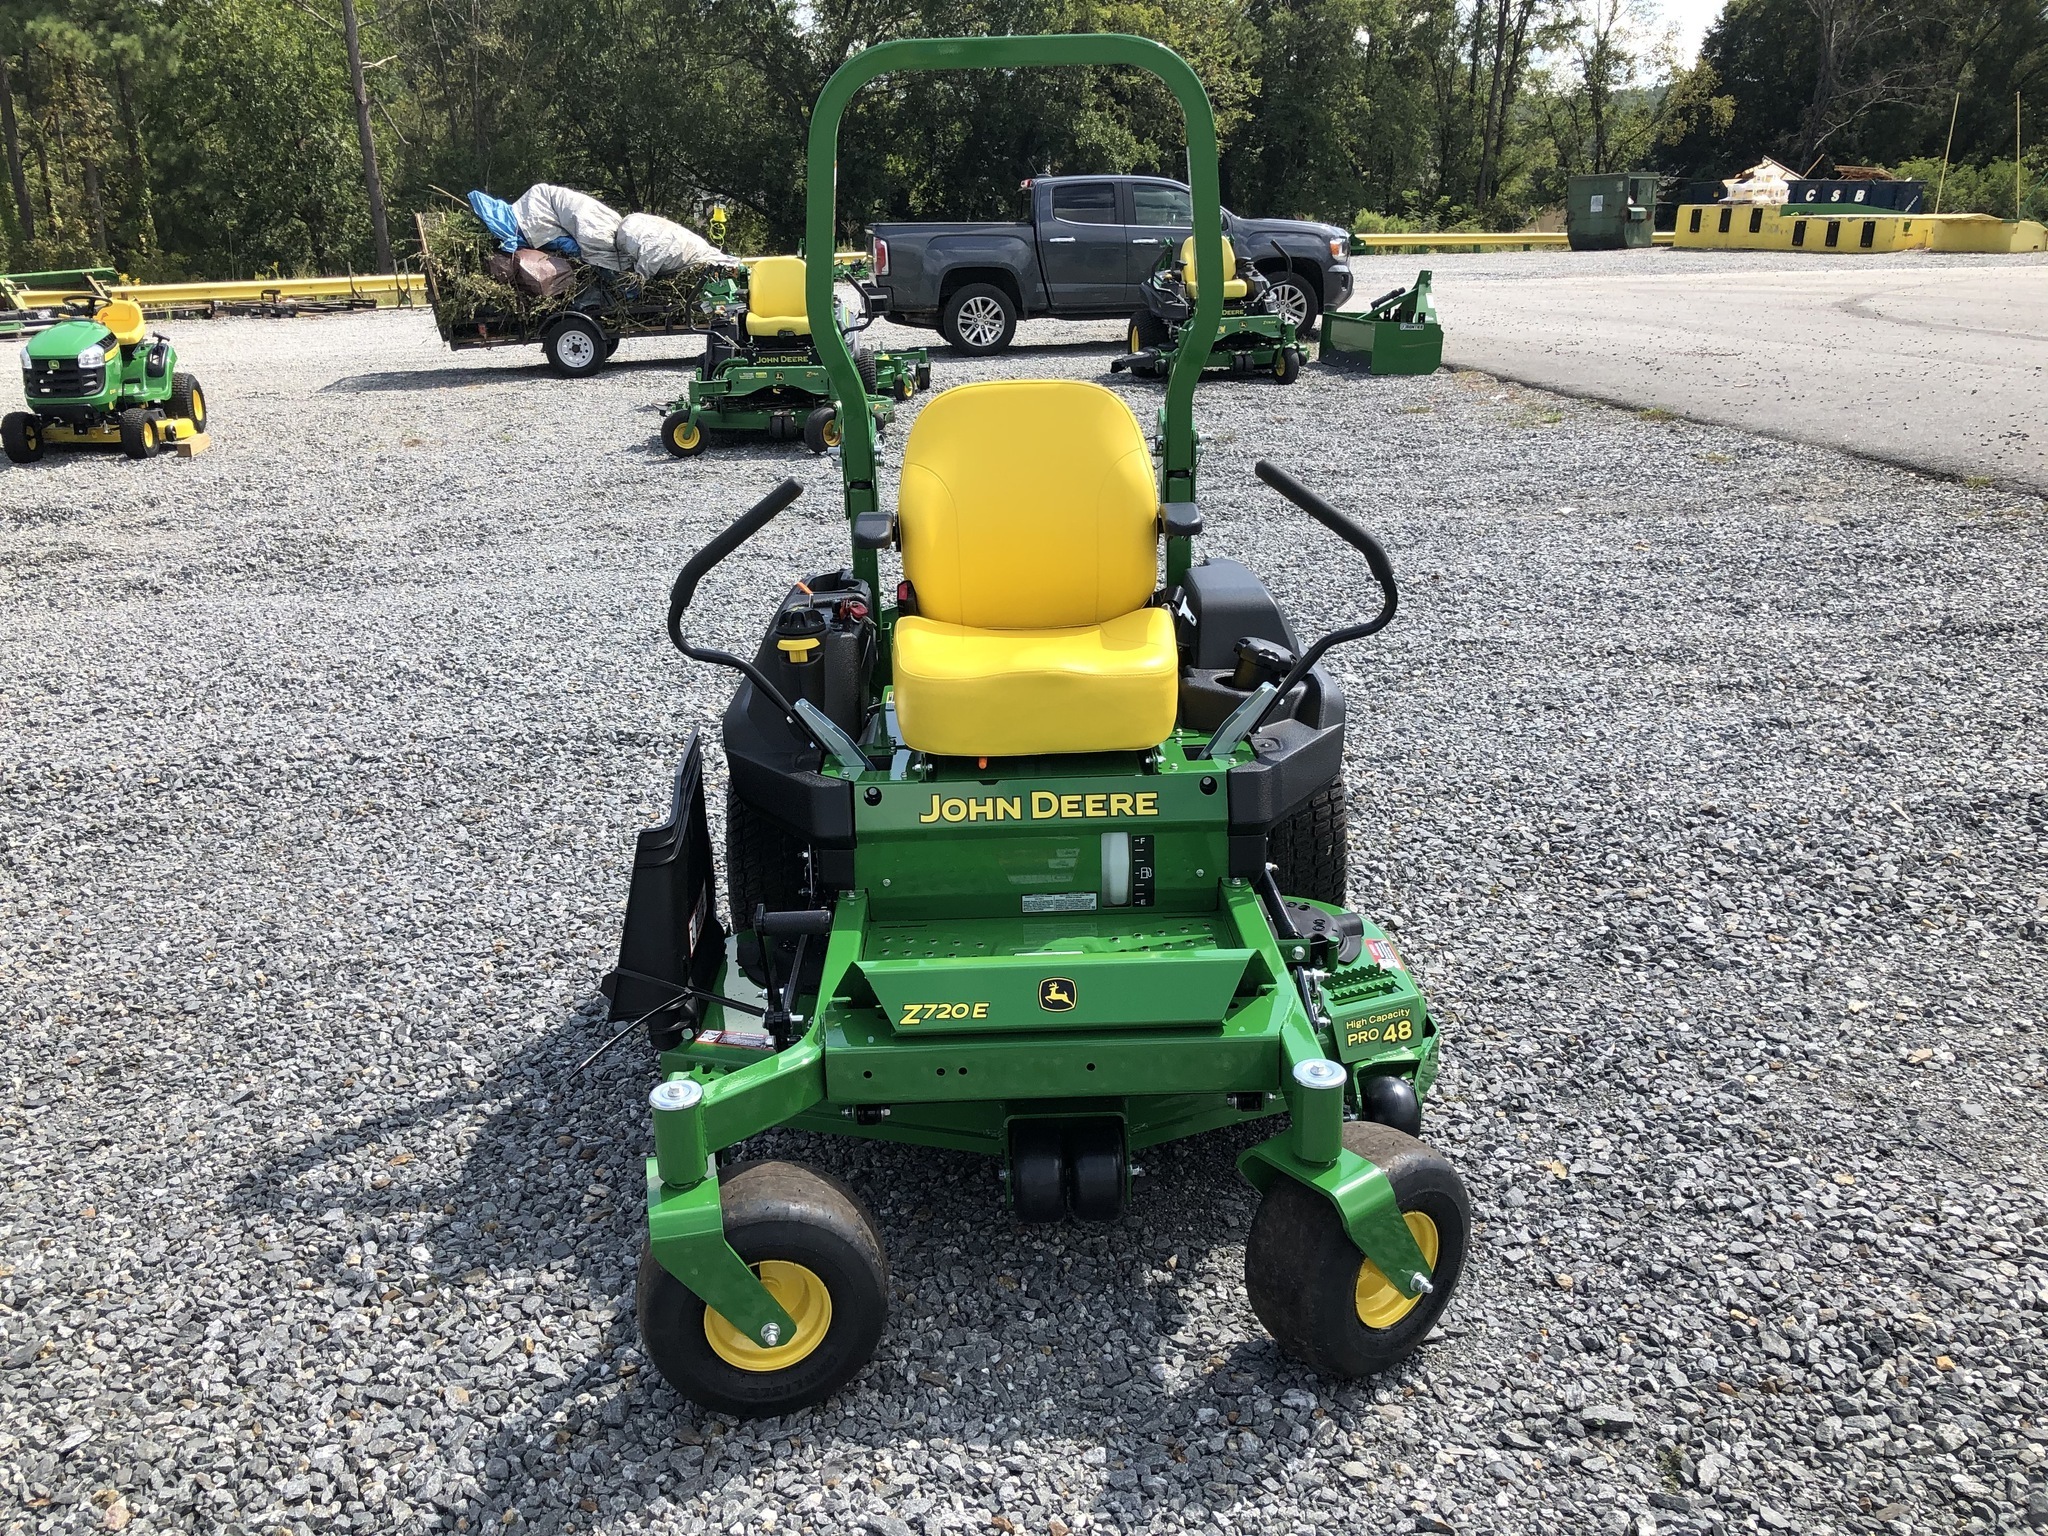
2,0,2042,282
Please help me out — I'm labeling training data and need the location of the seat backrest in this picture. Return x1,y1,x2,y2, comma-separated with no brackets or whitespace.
1178,235,1241,297
97,299,147,346
745,256,808,322
899,381,1158,631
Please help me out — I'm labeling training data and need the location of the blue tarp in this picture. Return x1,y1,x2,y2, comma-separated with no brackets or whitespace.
467,191,523,253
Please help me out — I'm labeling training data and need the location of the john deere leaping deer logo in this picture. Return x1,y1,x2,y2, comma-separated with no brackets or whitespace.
1038,978,1078,1013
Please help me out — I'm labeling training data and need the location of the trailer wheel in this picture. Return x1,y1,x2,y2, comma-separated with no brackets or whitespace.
1245,1123,1468,1378
1268,777,1347,906
637,1161,889,1418
662,409,707,458
2,411,42,464
170,373,207,432
117,408,159,460
543,315,608,377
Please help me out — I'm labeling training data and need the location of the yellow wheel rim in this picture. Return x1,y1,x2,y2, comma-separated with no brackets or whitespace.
143,421,156,448
1354,1210,1439,1330
703,1260,831,1372
191,386,205,425
823,418,841,447
1129,323,1142,352
672,420,700,450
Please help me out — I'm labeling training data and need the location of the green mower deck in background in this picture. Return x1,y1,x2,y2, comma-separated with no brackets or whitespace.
662,264,931,458
4,297,209,463
1320,270,1443,375
605,33,1471,1418
1113,237,1303,384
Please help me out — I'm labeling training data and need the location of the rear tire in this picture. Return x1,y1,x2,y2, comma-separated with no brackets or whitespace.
170,373,206,431
637,1161,889,1418
703,330,738,379
1266,270,1322,337
1268,777,1348,906
543,314,607,377
940,283,1016,355
2,411,42,464
853,345,879,394
1245,1123,1468,1378
117,408,158,460
727,789,809,934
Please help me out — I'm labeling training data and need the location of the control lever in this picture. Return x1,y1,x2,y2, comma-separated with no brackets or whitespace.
1228,637,1295,691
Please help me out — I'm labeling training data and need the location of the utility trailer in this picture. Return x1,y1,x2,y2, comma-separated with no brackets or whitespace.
414,211,717,378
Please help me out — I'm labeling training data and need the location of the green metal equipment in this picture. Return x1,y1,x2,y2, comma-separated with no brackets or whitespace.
1112,234,1302,383
607,33,1471,1418
4,297,208,463
1319,271,1443,376
661,258,930,457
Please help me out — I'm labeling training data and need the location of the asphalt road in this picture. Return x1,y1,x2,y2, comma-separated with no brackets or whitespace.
1412,248,2048,494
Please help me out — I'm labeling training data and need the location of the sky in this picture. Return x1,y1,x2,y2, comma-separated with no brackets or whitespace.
1659,0,1726,63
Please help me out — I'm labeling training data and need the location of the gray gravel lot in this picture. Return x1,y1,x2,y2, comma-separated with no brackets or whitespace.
3,307,2047,1536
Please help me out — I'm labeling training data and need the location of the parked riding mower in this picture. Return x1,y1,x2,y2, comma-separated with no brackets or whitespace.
661,256,930,457
4,298,208,463
606,33,1469,1419
1113,235,1303,384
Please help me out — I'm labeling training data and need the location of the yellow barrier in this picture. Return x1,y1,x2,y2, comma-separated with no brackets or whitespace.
15,272,423,310
1673,204,2047,254
1351,231,1675,252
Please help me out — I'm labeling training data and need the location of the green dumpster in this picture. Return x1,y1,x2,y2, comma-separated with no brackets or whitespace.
1566,174,1658,251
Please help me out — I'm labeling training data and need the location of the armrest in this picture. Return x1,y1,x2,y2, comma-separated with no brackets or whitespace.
1161,501,1204,538
852,510,897,549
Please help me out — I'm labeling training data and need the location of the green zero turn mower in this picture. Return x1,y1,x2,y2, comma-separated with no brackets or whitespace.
661,257,931,457
606,33,1469,1418
5,298,208,463
1113,234,1303,384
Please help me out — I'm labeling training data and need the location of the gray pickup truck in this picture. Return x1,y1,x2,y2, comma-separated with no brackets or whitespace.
869,175,1354,353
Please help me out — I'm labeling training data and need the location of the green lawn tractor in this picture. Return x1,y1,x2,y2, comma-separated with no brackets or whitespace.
1112,235,1303,384
1320,270,1444,375
661,256,930,458
4,298,208,463
605,33,1470,1418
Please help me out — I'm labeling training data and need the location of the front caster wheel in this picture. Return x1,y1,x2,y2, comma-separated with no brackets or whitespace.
661,409,706,457
1273,346,1302,384
637,1161,888,1418
802,406,842,455
1245,1123,1468,1377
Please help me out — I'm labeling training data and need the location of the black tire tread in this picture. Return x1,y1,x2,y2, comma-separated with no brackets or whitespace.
1268,777,1348,906
726,789,808,929
170,372,204,428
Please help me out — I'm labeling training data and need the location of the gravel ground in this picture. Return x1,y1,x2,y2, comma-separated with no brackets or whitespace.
3,307,2046,1536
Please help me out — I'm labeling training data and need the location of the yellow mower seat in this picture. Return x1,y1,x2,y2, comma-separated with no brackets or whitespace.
97,299,147,346
891,380,1178,758
1179,236,1248,302
744,256,810,338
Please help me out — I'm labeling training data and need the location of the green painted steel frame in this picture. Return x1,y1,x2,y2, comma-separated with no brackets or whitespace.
802,34,1223,595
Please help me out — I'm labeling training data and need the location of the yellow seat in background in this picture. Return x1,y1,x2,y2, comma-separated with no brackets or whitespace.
890,380,1178,758
744,256,811,338
96,299,147,346
1179,236,1249,302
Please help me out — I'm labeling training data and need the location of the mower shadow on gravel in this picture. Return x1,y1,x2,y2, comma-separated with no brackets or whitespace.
219,994,1392,1530
320,356,699,394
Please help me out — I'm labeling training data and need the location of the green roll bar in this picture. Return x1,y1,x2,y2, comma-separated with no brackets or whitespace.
803,34,1224,594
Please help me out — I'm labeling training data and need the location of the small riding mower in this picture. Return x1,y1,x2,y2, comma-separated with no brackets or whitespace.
4,298,208,463
661,256,930,458
1113,235,1303,384
606,34,1469,1418
1321,270,1444,376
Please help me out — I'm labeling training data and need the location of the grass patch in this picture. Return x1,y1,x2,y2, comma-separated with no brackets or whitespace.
1637,407,1678,422
1697,451,1735,464
1513,409,1566,427
1963,475,1995,490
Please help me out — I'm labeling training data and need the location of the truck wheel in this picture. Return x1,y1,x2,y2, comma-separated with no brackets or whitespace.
2,411,42,464
117,408,159,460
1265,270,1322,337
1245,1123,1469,1378
543,315,608,377
1269,777,1347,906
170,373,207,431
802,407,842,455
940,284,1016,355
661,409,707,458
637,1161,889,1418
